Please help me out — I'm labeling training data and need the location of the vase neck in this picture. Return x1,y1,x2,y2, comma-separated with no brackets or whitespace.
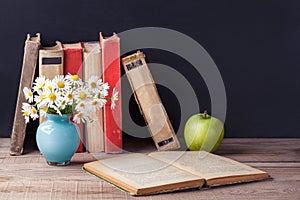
46,114,70,122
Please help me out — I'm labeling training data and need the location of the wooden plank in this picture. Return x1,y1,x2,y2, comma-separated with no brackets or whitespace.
0,179,299,200
216,138,300,162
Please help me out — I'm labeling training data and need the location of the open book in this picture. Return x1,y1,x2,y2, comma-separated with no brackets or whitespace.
83,151,269,196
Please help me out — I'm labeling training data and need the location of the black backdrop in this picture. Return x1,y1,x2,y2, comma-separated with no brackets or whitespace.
0,0,299,138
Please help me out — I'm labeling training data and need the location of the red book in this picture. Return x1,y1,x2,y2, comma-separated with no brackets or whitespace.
99,33,122,153
62,42,84,153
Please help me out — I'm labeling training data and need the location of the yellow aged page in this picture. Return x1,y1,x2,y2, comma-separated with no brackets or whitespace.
83,153,204,195
149,151,269,186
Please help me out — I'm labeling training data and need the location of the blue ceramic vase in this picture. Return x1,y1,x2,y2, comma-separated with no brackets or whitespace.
36,114,80,166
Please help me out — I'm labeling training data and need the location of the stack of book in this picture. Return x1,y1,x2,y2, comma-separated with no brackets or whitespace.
10,33,123,154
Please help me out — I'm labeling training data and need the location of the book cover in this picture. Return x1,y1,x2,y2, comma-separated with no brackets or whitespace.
121,51,180,151
82,42,104,152
38,41,64,123
10,33,41,156
62,42,84,153
83,151,269,196
99,33,122,153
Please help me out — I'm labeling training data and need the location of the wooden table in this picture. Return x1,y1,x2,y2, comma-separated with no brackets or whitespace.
0,137,299,199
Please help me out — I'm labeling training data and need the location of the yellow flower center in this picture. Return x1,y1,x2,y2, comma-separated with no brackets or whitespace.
61,100,66,106
80,102,85,107
31,108,37,114
57,81,65,88
43,107,48,112
49,93,56,101
77,113,83,118
92,100,98,106
24,111,29,117
72,75,79,81
47,85,52,91
91,82,97,88
67,93,73,99
28,91,33,97
79,92,87,100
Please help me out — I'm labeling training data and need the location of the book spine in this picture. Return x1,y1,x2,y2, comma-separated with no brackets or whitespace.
10,33,41,156
83,42,104,152
38,42,64,123
122,51,180,151
63,42,84,153
100,33,122,153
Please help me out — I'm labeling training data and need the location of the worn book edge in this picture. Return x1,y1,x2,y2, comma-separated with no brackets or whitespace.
10,33,41,156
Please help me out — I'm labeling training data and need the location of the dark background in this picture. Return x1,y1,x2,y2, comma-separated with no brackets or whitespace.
0,0,299,138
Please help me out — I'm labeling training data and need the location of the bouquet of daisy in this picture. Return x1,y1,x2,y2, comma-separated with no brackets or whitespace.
22,74,118,124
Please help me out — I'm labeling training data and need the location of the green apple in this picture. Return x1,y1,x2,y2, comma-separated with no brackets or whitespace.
184,111,224,152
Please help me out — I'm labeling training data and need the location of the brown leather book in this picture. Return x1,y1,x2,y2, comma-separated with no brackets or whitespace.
10,33,41,156
122,51,180,151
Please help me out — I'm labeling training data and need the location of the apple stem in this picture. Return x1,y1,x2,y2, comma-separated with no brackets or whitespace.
204,110,207,119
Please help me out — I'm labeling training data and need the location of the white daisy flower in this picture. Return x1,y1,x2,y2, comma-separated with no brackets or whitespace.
65,73,83,87
52,75,71,91
74,86,90,103
75,101,90,113
44,89,60,107
90,98,104,113
22,103,31,123
73,112,87,124
110,88,118,109
87,76,102,92
30,106,39,120
65,91,74,104
33,76,46,92
23,87,34,103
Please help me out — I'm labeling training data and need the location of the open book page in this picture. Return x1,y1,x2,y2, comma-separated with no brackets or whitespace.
83,153,204,195
149,151,269,186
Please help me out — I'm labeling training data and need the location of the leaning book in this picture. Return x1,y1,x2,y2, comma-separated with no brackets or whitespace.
122,51,180,151
83,151,269,196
